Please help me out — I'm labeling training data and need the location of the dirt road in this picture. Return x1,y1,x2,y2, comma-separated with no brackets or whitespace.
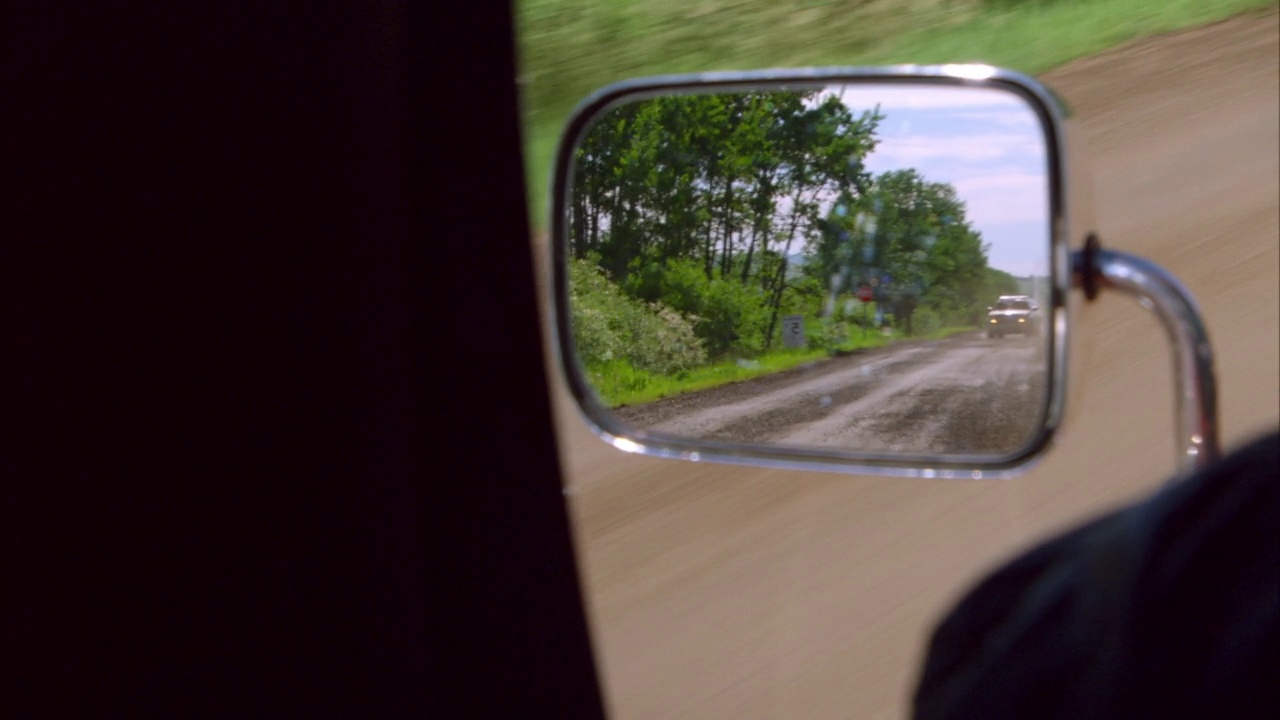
614,332,1047,455
542,10,1279,719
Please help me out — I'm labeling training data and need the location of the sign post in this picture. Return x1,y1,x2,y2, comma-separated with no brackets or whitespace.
855,286,874,338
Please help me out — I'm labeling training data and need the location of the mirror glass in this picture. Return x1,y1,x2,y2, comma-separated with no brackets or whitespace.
561,82,1053,459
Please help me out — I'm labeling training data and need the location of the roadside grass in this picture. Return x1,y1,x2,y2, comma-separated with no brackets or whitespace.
931,326,981,340
590,344,874,410
590,323,979,408
516,0,1277,227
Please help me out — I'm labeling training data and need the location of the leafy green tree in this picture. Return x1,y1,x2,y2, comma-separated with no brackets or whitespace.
807,169,989,335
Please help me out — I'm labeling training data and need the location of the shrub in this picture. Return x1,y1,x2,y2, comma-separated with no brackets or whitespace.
625,257,770,358
568,258,706,375
807,318,850,354
913,306,943,337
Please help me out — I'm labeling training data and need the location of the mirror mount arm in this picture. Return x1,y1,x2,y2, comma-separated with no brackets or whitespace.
1072,234,1221,474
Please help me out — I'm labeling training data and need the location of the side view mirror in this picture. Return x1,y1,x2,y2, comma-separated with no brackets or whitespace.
546,65,1219,478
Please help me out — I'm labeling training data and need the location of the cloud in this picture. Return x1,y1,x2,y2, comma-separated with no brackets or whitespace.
948,110,1041,128
866,132,1044,167
953,172,1049,227
828,84,1031,113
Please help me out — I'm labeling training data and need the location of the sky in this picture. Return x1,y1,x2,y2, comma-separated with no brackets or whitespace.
819,83,1051,278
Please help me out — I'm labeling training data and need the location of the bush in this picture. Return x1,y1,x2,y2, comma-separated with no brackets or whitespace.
807,319,851,354
625,257,770,358
780,276,827,321
568,258,706,375
913,307,943,337
696,277,771,356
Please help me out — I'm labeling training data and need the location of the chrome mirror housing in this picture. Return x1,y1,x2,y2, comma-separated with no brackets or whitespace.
546,65,1216,478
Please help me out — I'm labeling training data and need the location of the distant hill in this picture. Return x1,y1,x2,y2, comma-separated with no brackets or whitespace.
784,252,807,280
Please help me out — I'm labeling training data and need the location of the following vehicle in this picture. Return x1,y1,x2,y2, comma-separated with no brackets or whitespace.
987,295,1042,338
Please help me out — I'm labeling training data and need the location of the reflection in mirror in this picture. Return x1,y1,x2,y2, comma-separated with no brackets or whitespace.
563,83,1052,459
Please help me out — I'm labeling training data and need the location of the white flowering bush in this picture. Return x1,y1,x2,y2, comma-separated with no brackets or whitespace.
568,258,706,376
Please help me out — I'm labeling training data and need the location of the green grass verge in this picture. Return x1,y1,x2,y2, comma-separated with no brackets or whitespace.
517,0,1277,227
931,326,983,341
590,324,980,408
590,345,870,409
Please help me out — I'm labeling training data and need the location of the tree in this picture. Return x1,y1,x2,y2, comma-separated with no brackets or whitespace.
566,86,999,368
806,169,989,335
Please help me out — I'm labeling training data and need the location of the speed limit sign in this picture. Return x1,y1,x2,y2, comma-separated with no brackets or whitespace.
782,314,805,348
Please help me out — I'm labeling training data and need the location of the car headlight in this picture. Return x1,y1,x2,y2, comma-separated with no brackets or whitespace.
1018,317,1025,323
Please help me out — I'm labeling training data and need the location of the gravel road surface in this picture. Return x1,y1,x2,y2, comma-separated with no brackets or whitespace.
614,332,1047,455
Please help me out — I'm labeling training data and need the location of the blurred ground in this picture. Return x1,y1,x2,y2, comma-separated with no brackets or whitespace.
543,9,1279,719
615,332,1046,455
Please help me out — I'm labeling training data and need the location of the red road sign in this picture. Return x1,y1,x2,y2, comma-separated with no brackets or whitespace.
856,285,874,302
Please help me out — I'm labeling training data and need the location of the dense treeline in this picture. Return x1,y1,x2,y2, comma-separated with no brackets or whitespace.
567,89,1009,379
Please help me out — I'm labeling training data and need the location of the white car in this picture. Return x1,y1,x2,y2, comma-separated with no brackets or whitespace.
987,295,1042,338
